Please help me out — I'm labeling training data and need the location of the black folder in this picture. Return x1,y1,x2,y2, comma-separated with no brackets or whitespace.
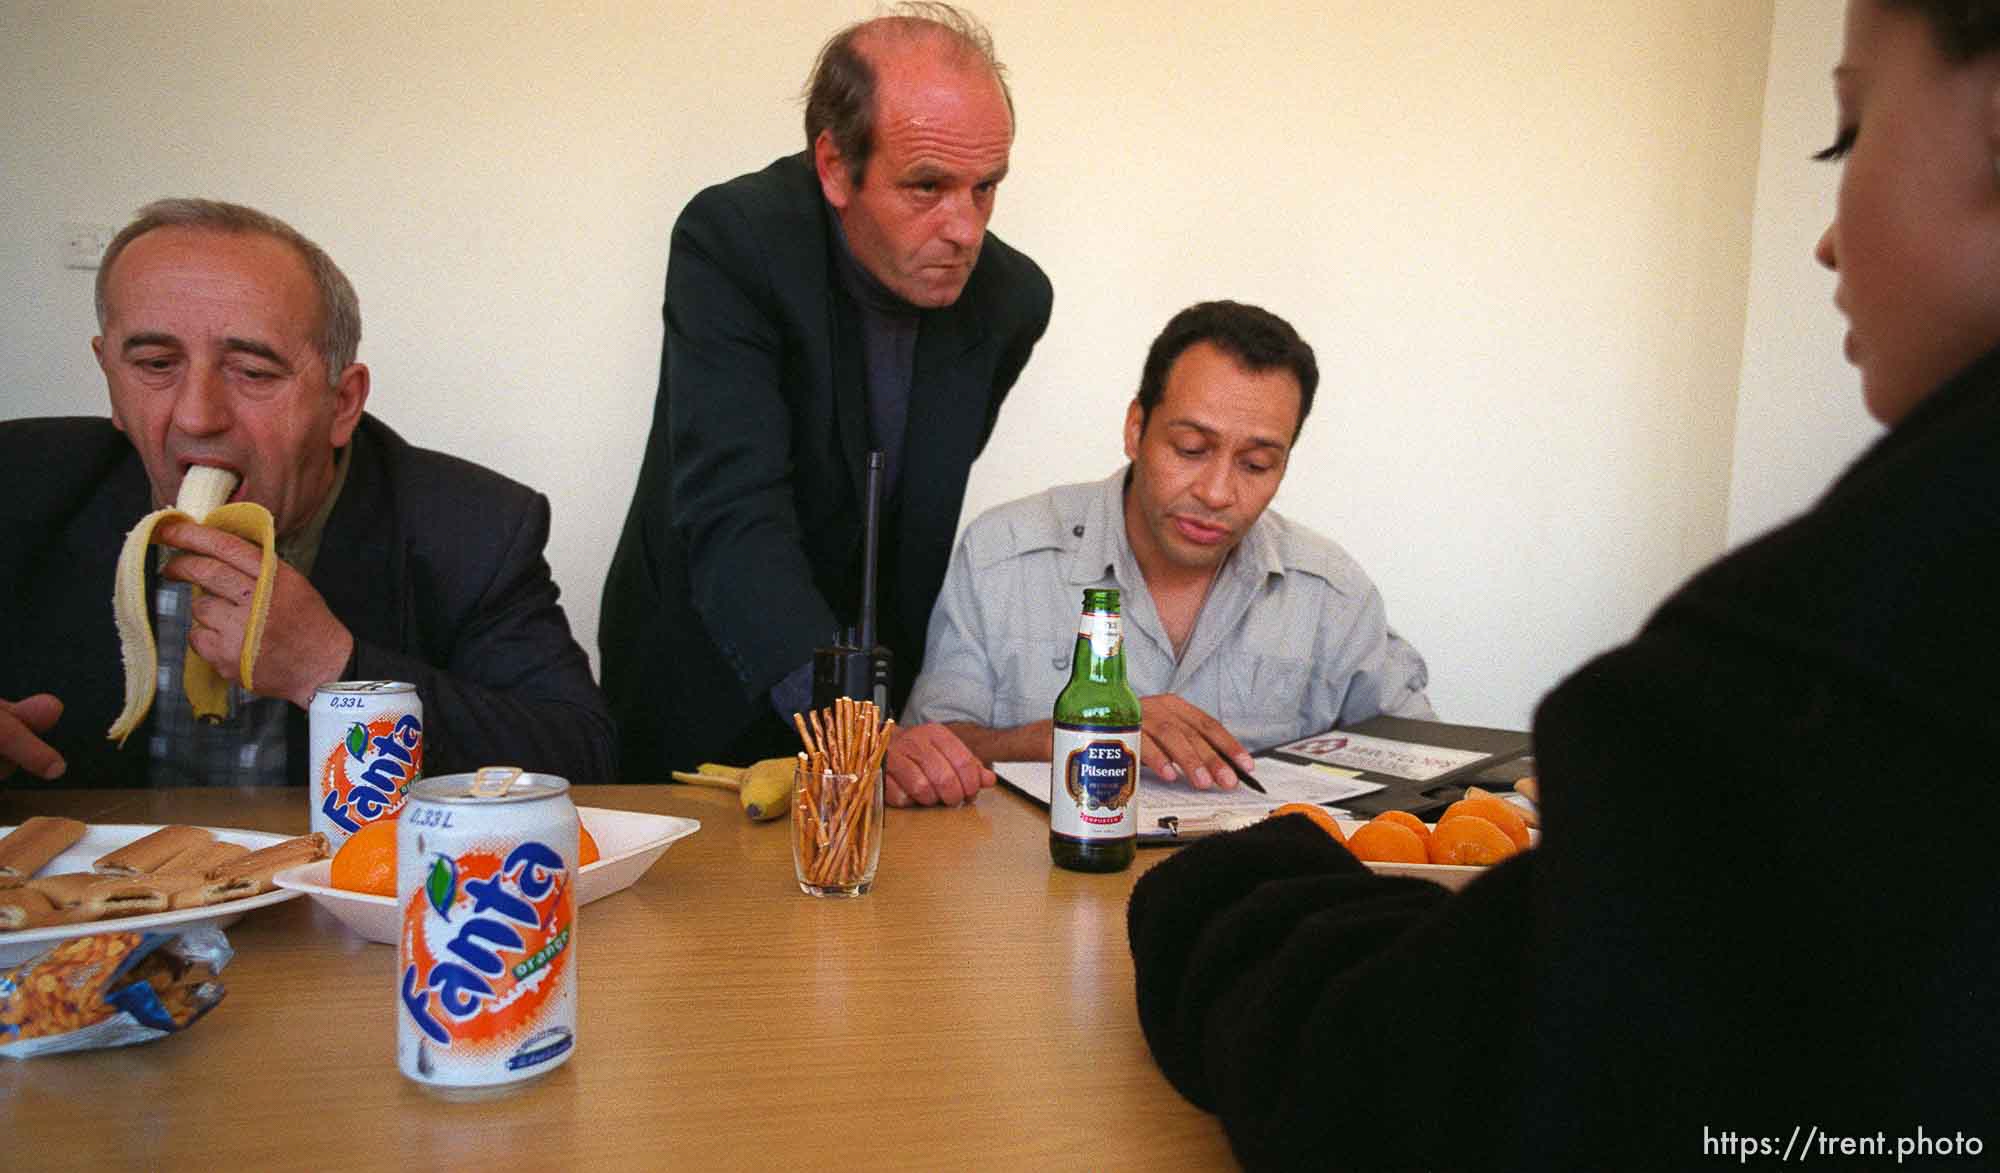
1260,715,1533,821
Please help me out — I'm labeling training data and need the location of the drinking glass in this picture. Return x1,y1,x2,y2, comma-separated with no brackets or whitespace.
791,764,883,897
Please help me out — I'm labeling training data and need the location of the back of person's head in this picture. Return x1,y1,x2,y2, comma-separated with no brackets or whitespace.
95,198,362,382
1886,1,2000,59
803,2,1012,186
1136,301,1320,435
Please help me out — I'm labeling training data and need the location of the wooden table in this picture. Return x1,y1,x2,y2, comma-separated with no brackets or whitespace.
0,785,1233,1169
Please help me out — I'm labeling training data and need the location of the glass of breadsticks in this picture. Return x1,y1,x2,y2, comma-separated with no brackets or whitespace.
790,698,893,897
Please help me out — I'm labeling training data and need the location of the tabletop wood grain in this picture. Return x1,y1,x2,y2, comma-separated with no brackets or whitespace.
0,784,1233,1170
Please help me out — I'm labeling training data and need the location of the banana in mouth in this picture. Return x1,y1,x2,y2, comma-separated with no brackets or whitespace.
106,465,279,744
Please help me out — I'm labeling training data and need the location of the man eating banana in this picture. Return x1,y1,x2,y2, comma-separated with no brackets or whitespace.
0,198,613,789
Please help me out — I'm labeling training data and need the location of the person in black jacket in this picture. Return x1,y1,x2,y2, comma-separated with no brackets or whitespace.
1,199,612,790
599,4,1052,802
1128,2,2000,1168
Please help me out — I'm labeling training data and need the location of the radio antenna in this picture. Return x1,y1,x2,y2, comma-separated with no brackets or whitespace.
859,450,883,654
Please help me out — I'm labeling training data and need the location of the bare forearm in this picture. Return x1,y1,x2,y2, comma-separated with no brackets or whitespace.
944,719,1053,764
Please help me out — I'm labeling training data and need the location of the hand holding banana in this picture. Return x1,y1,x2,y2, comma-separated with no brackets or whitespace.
106,467,350,745
155,520,353,708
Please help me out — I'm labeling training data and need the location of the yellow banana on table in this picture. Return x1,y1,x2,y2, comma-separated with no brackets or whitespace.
668,758,794,821
106,465,279,745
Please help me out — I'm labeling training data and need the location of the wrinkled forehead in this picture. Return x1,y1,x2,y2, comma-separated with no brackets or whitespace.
103,227,321,342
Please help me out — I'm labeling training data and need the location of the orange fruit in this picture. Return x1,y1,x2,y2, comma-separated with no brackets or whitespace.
1429,815,1519,866
1345,820,1428,865
1441,796,1531,850
329,819,398,896
1270,802,1346,844
331,818,599,894
1368,810,1433,855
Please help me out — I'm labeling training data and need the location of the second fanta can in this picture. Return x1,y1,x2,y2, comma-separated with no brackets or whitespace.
309,680,423,852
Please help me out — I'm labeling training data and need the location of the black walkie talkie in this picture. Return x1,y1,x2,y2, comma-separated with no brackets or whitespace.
812,451,893,713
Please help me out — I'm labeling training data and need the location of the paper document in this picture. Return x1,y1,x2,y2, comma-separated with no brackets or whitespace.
1272,731,1488,782
992,760,1384,840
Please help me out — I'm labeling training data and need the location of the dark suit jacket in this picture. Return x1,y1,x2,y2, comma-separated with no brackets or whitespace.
600,152,1053,776
0,414,615,788
1129,344,2000,1168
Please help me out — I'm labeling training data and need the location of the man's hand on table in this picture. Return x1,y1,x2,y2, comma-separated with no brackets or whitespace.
1,694,67,780
884,722,995,807
1141,694,1254,791
155,519,355,710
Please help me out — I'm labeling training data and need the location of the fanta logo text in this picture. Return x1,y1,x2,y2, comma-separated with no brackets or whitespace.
320,712,423,834
402,842,569,1046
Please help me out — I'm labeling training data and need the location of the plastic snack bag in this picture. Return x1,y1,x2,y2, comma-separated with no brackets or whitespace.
0,928,231,1059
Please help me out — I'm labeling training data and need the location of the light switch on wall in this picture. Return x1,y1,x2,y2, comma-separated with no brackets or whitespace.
63,222,117,270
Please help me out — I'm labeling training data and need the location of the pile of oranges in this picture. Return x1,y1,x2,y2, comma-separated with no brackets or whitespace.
329,818,602,896
1272,792,1530,868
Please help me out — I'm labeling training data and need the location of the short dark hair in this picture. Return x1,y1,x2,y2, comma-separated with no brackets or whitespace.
803,2,1011,188
1884,1,2000,60
1135,301,1319,436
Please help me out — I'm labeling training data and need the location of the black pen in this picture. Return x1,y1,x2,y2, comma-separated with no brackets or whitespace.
1222,755,1267,794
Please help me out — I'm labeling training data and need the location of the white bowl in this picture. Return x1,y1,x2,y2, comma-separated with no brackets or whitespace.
273,806,699,945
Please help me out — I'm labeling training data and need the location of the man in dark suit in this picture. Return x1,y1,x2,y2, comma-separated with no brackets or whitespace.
600,4,1053,804
0,199,613,789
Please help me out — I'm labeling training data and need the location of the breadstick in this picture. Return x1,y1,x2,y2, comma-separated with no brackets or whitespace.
1,886,61,931
193,833,329,903
808,709,832,764
24,872,101,909
81,874,198,918
156,839,251,875
93,824,212,876
0,816,88,883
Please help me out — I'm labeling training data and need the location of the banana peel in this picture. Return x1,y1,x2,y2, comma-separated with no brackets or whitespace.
106,467,278,745
670,757,794,821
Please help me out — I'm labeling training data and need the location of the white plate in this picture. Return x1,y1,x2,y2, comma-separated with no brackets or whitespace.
0,823,302,967
272,806,699,945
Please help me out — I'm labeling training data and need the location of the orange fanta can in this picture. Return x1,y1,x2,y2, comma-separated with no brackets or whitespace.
397,768,577,1097
310,681,423,853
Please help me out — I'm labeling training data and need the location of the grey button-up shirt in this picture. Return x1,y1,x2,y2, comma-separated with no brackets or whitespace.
905,468,1433,750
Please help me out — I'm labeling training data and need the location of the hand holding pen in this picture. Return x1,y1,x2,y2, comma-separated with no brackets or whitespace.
1137,694,1264,793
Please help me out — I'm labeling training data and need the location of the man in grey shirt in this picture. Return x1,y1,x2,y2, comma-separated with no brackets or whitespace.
905,301,1432,789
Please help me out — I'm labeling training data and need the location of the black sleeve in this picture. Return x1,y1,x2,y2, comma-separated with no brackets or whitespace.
657,186,838,693
1129,813,1534,1171
973,259,1052,455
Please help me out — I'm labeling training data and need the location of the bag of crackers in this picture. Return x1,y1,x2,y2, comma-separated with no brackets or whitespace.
0,927,231,1059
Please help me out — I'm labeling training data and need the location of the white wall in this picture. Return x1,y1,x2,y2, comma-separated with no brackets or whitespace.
1729,0,1879,545
0,1,1779,732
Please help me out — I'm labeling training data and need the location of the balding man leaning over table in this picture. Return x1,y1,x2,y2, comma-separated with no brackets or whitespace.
0,198,613,789
599,3,1052,806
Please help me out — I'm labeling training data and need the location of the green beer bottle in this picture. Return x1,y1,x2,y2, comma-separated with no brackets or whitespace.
1050,588,1142,872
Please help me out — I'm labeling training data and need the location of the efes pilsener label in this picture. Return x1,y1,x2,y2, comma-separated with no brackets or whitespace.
1050,722,1139,840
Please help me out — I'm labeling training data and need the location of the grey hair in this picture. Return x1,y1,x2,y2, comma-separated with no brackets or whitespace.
94,198,362,382
803,2,1013,187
